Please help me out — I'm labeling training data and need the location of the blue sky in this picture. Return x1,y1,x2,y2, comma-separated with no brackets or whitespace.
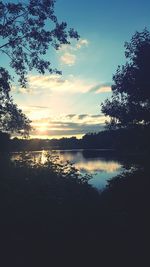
2,0,150,138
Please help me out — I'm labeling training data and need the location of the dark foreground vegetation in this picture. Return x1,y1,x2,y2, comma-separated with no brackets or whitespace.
0,152,149,266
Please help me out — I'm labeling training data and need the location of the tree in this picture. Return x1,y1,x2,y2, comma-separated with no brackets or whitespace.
0,67,31,135
0,0,79,135
0,0,79,86
101,28,150,129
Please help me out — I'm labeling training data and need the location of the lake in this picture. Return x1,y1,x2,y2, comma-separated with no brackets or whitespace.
57,149,123,190
12,149,126,190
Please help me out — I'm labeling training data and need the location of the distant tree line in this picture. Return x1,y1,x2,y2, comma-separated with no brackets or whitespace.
7,127,150,153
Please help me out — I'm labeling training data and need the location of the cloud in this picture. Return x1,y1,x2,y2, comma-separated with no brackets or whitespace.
91,114,103,118
89,83,112,94
66,114,76,119
17,87,32,94
76,39,89,49
28,105,49,109
77,114,88,120
95,86,112,93
59,39,89,52
58,38,89,66
60,52,76,66
14,74,111,98
30,113,106,138
32,123,105,137
20,105,51,120
28,74,65,91
16,74,65,95
16,74,96,95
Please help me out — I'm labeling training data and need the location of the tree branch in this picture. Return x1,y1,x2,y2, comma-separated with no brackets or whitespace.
0,34,28,50
1,49,13,60
0,42,10,49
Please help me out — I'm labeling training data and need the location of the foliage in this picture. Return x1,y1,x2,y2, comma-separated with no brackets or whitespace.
101,28,150,129
13,150,92,184
0,0,79,135
0,131,10,150
0,151,100,265
0,151,95,233
0,151,149,265
0,0,79,86
101,162,150,219
0,67,31,135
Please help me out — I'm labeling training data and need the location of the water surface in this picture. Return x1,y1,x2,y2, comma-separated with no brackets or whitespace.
12,149,124,190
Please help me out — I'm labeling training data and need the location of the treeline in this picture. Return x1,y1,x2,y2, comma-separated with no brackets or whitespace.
1,126,150,152
9,136,81,151
82,127,150,152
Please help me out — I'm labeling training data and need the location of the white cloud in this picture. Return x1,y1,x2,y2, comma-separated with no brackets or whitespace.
14,74,112,97
20,105,51,120
58,38,89,66
60,52,76,66
76,39,89,49
17,87,32,94
95,86,112,94
59,39,89,52
16,74,96,95
89,83,112,94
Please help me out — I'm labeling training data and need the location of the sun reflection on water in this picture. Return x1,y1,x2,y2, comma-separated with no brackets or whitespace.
11,150,123,190
40,150,47,164
33,150,121,173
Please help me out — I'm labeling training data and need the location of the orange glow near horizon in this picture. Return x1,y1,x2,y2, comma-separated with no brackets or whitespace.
14,133,84,140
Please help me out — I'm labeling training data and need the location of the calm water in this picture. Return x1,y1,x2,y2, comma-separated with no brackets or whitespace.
12,149,124,190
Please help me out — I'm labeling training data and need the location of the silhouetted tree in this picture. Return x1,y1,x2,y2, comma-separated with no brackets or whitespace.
101,28,150,129
0,67,31,135
0,131,10,151
0,0,79,135
0,0,79,86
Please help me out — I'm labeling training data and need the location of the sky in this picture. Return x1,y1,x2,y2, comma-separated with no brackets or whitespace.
2,0,150,139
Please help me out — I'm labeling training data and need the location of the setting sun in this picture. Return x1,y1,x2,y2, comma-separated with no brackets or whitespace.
38,125,48,133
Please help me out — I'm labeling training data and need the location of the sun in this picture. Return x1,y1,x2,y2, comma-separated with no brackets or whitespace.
38,125,48,133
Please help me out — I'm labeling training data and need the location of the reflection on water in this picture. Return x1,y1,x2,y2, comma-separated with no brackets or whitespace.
75,161,121,173
58,150,122,189
40,150,47,164
12,150,123,190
